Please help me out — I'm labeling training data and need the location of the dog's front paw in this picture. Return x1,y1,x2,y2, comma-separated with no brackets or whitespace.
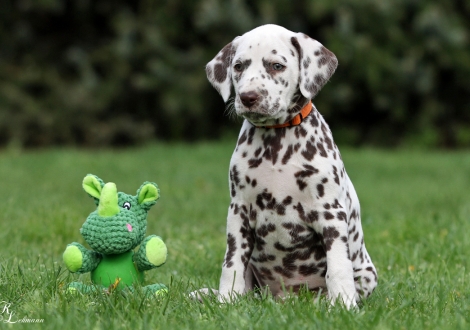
326,274,358,309
328,292,358,310
327,283,358,310
189,288,219,302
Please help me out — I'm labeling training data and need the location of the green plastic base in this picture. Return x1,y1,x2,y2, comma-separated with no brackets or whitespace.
91,251,143,289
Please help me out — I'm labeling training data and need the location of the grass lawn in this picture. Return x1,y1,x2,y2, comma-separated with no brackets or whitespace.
0,142,469,329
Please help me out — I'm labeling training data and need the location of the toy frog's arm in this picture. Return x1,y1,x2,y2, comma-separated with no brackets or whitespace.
63,242,102,274
134,235,167,271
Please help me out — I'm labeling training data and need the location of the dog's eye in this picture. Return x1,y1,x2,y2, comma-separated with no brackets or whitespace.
272,63,285,71
123,202,131,210
234,63,243,72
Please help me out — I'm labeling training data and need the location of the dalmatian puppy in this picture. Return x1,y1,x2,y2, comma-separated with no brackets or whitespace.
200,24,377,308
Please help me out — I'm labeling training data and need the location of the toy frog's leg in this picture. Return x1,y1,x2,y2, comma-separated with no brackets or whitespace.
63,242,102,274
134,235,167,271
66,282,97,294
143,283,168,297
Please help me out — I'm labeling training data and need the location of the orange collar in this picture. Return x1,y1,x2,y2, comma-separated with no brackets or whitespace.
255,101,313,129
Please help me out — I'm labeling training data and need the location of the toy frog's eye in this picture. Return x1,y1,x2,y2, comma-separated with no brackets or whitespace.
123,202,131,210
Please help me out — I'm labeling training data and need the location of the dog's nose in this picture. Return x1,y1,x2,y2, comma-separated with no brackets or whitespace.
240,91,259,108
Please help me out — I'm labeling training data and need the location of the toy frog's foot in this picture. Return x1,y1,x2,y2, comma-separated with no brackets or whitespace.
118,284,167,298
66,282,96,295
143,284,168,297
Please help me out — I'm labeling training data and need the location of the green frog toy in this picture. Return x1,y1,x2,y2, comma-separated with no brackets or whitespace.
63,174,168,296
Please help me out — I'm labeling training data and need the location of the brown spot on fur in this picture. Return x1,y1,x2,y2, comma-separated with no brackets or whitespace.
294,126,308,138
224,234,236,268
252,265,275,281
316,142,327,157
282,196,293,206
353,232,359,242
231,183,236,197
293,202,319,224
257,223,276,237
294,164,319,191
337,211,347,221
333,166,340,185
301,141,317,161
230,165,240,186
307,210,319,223
325,135,334,151
331,199,342,209
212,42,234,83
282,145,294,164
248,158,262,168
324,211,335,220
252,253,276,263
309,114,319,127
291,37,303,65
299,264,321,276
323,227,340,251
273,265,295,278
247,127,256,144
317,184,324,197
239,211,254,269
296,180,307,191
237,130,247,146
262,129,285,165
249,206,257,221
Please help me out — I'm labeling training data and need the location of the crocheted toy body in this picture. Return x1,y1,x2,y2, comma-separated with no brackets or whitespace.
63,174,167,296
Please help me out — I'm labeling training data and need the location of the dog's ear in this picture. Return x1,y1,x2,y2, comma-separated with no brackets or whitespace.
206,40,237,102
291,33,338,100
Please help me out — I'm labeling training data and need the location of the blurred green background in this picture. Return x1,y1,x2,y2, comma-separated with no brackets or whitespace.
1,0,469,149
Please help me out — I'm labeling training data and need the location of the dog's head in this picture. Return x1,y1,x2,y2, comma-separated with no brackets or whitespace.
206,24,338,126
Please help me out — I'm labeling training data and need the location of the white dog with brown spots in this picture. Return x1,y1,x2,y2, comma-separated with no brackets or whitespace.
195,24,377,309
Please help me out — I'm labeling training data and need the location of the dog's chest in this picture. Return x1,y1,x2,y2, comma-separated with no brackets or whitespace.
229,112,342,209
230,125,313,206
228,117,342,293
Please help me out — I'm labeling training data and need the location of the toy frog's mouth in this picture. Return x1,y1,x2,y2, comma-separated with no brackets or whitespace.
127,224,133,232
